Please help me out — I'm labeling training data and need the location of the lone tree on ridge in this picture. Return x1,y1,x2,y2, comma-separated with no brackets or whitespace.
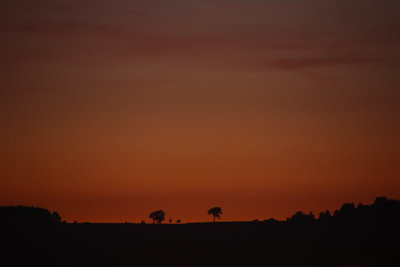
207,207,222,222
149,210,165,224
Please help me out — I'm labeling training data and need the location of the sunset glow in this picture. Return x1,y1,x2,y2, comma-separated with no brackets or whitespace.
1,0,399,222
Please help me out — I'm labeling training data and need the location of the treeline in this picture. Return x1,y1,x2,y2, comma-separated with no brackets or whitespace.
1,197,399,225
285,196,400,224
1,197,399,266
0,206,62,226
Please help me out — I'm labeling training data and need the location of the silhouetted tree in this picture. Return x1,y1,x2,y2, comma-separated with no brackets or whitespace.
0,206,61,226
340,203,356,213
264,218,278,223
318,210,332,222
176,219,181,224
169,218,173,224
374,196,390,206
287,211,315,223
207,207,222,222
149,210,165,224
334,202,356,219
51,211,62,223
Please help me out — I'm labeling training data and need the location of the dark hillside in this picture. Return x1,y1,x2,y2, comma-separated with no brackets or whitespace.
1,198,399,267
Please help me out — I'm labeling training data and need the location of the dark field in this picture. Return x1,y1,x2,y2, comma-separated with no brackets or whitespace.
1,198,399,267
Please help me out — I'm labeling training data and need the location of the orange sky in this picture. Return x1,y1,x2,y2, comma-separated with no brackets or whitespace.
1,0,400,223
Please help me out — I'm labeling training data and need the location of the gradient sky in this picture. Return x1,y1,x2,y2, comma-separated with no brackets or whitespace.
1,0,400,223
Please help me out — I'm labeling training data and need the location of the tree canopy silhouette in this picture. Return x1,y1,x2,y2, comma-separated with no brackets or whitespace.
149,210,165,224
0,206,62,226
207,207,222,222
287,211,315,223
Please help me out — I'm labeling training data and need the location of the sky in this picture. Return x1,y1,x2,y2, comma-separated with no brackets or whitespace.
1,0,400,223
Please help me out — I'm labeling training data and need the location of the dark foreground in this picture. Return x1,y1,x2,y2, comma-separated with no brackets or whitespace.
1,198,400,267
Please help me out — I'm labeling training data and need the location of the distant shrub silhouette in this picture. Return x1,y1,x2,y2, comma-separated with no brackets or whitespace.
207,207,222,222
176,219,181,224
149,210,165,224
